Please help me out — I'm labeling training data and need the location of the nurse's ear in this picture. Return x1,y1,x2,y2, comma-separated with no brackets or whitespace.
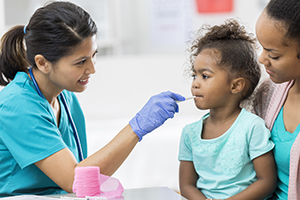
34,54,52,74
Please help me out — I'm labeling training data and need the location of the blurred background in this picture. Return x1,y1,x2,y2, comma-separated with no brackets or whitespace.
0,0,269,193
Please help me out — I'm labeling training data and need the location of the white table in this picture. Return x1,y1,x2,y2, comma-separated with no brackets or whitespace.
120,187,187,200
1,187,187,200
52,187,187,200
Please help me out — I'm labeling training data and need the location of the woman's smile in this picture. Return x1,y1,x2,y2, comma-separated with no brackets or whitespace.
78,77,90,85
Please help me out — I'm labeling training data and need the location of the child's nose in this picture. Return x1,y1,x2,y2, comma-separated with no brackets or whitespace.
192,79,200,89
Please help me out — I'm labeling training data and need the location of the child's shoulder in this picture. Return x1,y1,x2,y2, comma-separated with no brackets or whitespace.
183,113,209,133
241,108,265,122
184,120,201,130
238,108,268,132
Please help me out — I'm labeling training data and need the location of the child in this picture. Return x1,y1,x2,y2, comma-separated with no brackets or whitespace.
178,19,277,200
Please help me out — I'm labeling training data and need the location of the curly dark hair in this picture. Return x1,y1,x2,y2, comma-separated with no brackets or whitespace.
187,19,261,101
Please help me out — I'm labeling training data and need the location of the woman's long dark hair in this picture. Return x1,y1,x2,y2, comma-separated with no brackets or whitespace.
0,1,98,86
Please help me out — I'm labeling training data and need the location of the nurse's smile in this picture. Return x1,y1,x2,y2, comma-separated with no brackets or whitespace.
78,77,90,85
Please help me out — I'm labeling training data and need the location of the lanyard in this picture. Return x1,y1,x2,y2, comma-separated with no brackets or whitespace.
29,67,84,162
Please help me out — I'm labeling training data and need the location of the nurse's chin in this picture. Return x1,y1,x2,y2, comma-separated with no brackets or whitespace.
71,86,88,93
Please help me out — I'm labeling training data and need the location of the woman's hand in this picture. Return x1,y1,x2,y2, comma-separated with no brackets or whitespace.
129,91,185,141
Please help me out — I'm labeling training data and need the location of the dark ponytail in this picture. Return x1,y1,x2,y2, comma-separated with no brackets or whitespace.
0,25,29,85
0,1,98,86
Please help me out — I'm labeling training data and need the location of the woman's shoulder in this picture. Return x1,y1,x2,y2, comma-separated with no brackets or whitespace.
255,78,275,98
251,78,284,116
0,72,44,105
254,77,291,103
60,90,81,108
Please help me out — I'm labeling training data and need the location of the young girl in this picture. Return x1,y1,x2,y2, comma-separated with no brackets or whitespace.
178,19,277,200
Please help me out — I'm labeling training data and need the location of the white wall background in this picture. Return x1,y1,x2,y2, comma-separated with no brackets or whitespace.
0,0,269,192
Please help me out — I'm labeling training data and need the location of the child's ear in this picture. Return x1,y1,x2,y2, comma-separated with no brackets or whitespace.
34,54,51,74
230,77,246,94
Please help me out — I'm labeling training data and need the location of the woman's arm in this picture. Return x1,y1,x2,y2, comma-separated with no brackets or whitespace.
179,161,207,200
35,124,138,193
225,151,277,200
35,91,185,193
35,91,185,192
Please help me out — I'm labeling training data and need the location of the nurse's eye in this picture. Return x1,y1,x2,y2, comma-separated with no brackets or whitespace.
76,59,86,65
92,50,99,58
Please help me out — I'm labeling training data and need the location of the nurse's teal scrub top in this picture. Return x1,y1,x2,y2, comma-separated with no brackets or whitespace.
0,72,88,197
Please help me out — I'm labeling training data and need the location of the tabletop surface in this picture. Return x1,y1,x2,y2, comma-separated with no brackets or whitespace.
120,187,187,200
1,187,187,200
58,187,187,200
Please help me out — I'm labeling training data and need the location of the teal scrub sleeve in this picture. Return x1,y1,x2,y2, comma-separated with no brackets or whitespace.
0,93,67,169
247,117,275,160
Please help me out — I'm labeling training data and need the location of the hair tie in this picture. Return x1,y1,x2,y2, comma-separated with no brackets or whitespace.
23,25,27,34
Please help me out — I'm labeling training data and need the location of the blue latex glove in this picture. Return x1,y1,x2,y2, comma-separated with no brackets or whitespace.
129,91,185,141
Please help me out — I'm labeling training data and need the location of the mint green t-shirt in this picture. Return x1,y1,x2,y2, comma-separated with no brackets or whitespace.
0,72,87,196
271,107,300,199
178,108,274,199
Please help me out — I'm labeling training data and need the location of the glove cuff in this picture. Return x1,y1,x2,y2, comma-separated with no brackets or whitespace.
129,116,145,142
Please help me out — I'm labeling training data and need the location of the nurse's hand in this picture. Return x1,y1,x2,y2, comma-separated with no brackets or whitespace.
129,91,185,141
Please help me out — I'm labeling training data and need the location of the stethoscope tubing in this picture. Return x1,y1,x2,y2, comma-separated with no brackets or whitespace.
29,67,84,161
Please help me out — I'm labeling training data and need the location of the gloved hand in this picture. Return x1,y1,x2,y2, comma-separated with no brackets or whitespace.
129,91,185,141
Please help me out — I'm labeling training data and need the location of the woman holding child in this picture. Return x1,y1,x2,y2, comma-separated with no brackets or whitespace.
179,0,300,199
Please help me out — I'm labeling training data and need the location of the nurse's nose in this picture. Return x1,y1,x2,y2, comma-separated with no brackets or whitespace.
87,59,96,74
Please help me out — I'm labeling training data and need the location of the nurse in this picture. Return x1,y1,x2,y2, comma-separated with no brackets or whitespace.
0,1,184,196
253,0,300,199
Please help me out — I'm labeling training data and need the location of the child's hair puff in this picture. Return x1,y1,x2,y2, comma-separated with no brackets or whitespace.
187,19,261,101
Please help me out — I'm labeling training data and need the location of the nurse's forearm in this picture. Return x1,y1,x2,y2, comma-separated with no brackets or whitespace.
35,124,139,193
77,124,139,176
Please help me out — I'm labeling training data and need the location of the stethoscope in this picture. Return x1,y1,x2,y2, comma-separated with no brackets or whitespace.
29,67,84,162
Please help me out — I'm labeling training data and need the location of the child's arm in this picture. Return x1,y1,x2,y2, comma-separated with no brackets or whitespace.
225,151,277,200
179,160,208,200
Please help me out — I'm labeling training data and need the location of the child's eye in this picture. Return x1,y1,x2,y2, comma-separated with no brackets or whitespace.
191,74,196,79
202,74,209,79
